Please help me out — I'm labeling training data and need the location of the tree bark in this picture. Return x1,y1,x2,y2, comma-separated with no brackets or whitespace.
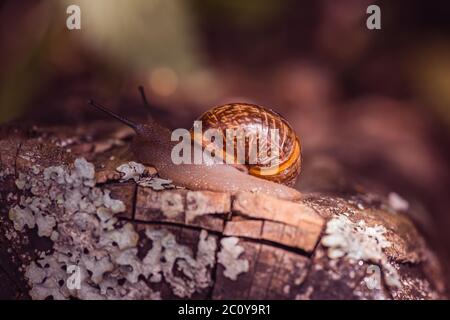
0,122,447,300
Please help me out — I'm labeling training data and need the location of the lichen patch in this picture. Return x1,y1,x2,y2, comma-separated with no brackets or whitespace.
388,192,409,212
140,228,217,297
321,214,401,289
116,161,145,182
8,158,163,299
217,237,249,281
116,161,174,190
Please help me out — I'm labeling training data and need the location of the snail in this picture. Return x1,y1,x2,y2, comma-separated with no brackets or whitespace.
88,88,302,200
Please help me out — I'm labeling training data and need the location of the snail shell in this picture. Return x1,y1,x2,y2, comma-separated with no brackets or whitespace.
196,103,301,187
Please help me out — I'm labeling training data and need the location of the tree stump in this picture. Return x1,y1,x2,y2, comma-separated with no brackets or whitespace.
0,122,447,300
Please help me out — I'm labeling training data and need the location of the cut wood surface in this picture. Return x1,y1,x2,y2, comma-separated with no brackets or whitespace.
0,123,447,299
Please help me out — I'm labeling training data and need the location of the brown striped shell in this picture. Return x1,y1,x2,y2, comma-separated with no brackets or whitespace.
195,103,301,186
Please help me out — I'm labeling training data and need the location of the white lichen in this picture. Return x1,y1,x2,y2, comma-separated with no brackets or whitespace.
116,161,145,182
35,213,56,237
12,157,145,299
321,214,401,288
11,157,215,300
388,192,409,212
116,161,174,190
99,223,139,250
142,228,217,297
160,192,184,218
9,206,35,231
138,177,174,190
217,237,249,281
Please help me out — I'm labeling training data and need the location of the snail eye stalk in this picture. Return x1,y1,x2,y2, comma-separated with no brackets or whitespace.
88,99,138,131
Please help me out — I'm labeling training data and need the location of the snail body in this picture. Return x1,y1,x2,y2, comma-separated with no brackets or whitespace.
89,97,302,201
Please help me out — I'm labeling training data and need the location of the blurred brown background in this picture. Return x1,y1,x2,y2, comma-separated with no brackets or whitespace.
1,0,449,286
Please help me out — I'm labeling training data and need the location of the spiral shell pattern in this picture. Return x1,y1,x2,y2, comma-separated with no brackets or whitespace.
196,103,301,186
